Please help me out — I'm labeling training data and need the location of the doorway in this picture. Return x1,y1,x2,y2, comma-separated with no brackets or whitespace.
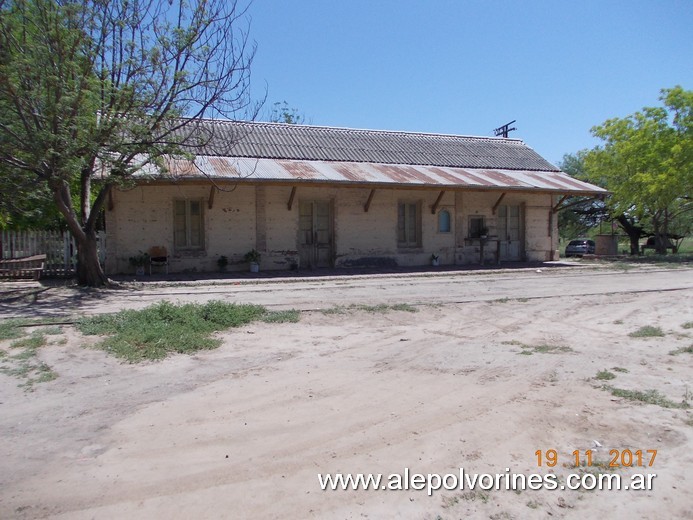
497,205,524,261
298,200,334,268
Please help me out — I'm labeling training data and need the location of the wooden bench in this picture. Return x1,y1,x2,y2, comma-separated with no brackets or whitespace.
0,254,47,280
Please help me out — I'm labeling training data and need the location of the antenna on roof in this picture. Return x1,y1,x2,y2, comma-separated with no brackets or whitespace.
493,120,517,138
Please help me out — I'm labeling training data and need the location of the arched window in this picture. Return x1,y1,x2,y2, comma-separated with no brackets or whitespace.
438,209,451,233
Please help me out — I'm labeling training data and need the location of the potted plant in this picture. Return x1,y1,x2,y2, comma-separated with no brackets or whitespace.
217,255,229,272
430,253,440,267
244,249,261,273
128,251,149,276
480,226,489,239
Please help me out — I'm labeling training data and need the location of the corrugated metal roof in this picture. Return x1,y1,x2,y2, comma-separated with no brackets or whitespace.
156,156,606,194
174,120,561,171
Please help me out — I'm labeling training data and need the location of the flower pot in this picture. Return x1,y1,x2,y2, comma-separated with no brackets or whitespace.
249,262,259,273
431,259,440,267
135,266,145,276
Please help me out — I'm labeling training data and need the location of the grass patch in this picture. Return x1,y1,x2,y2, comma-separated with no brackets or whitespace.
505,340,572,354
513,342,573,354
10,332,48,350
0,319,29,341
628,326,665,338
260,310,301,323
39,326,63,335
0,318,68,343
612,367,629,373
77,300,297,362
669,344,693,356
595,370,616,381
0,331,57,391
682,322,693,330
353,303,418,313
321,303,418,315
603,385,689,409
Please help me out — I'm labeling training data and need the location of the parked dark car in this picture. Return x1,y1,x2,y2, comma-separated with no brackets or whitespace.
565,239,596,257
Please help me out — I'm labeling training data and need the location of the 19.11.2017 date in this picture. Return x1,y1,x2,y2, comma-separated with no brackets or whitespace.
535,449,657,468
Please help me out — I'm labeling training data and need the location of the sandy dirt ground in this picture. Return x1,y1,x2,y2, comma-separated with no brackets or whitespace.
0,265,692,519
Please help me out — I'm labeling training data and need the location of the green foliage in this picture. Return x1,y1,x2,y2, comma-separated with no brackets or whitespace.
0,319,28,340
557,151,609,240
595,370,616,381
10,331,47,350
261,310,301,323
628,326,665,338
269,101,305,124
0,329,57,390
0,0,256,284
604,386,689,409
321,303,418,315
584,86,693,252
243,249,261,263
669,345,693,356
76,300,294,362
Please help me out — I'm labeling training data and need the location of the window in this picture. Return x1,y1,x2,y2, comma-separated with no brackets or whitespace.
174,199,204,250
397,201,421,247
438,209,451,233
468,216,486,238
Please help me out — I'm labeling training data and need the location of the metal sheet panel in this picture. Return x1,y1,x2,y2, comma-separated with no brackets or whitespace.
157,157,606,194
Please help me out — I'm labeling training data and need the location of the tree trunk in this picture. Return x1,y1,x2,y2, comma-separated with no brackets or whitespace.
652,211,668,255
51,178,111,287
616,215,642,255
75,231,109,287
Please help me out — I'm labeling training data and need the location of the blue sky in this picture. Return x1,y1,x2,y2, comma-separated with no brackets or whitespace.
247,0,692,165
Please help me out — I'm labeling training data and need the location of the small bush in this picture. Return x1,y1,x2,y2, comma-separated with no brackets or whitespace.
628,326,665,338
596,370,616,381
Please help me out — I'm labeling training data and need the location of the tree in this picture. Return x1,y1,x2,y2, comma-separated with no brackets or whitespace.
0,0,258,286
268,100,306,124
557,150,608,240
585,86,693,254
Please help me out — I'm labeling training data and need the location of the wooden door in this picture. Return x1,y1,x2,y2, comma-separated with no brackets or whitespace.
298,200,333,268
498,205,522,261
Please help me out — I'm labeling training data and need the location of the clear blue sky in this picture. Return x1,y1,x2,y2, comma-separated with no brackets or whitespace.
247,0,692,165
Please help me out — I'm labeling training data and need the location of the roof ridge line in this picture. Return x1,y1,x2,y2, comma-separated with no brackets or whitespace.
191,118,525,143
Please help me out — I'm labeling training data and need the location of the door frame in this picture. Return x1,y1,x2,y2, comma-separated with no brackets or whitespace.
297,199,335,268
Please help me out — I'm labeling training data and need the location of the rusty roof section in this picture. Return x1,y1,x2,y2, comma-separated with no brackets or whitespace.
155,156,607,194
139,120,606,194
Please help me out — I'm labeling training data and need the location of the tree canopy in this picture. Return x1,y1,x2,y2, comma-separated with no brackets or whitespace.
0,0,258,285
583,86,692,253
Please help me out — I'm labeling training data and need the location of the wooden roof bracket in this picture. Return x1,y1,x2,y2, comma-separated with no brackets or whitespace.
364,189,376,212
491,192,506,215
431,190,446,214
552,195,569,213
553,194,605,213
208,185,216,209
287,186,297,211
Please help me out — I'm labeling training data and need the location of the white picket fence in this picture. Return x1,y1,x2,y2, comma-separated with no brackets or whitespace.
0,230,106,276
